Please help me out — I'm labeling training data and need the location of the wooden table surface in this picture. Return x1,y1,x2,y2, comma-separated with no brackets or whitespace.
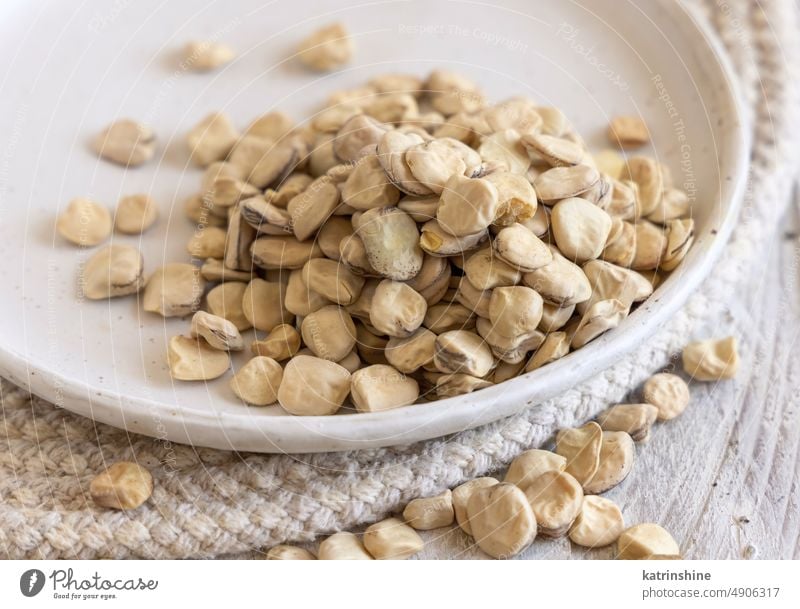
413,198,800,560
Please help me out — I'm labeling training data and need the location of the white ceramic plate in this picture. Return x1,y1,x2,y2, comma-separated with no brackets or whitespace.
0,0,748,453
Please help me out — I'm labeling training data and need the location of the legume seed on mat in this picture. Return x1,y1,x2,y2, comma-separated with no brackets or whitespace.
90,462,153,510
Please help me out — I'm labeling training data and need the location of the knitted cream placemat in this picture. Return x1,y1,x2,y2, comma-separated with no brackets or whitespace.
1,0,799,559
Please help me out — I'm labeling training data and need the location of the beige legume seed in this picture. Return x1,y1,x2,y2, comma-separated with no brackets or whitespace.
209,177,259,209
493,359,525,383
604,178,638,220
277,355,351,415
406,137,479,194
455,276,492,318
403,490,454,530
316,217,353,261
423,302,474,333
622,157,663,217
524,470,584,537
315,104,364,134
607,116,650,148
452,477,499,536
555,422,603,486
114,194,158,235
318,532,373,560
143,263,205,318
602,220,636,267
592,149,626,179
583,431,635,494
435,373,493,397
227,135,273,177
250,323,301,360
90,462,153,510
357,206,424,280
369,280,427,338
206,281,251,331
334,114,390,163
266,545,316,560
521,132,584,167
419,220,488,257
246,111,295,141
355,323,389,365
523,247,591,307
642,373,690,421
339,233,378,276
551,197,613,263
488,286,543,339
538,303,575,333
596,403,658,442
184,40,235,71
187,226,227,259
249,139,301,188
385,328,437,373
534,164,599,203
475,320,544,365
617,523,680,560
467,483,537,559
363,518,424,560
297,23,353,72
242,278,291,332
682,336,739,381
251,235,324,270
342,154,401,210
525,331,570,372
184,194,227,228
93,119,156,167
404,254,451,304
230,356,283,405
477,129,530,175
493,223,552,272
569,495,624,548
167,335,230,381
377,131,431,196
284,269,330,316
660,218,695,272
464,248,521,291
186,112,239,167
82,244,145,300
434,330,493,377
288,176,341,241
437,174,499,236
57,198,112,246
648,187,690,224
571,299,628,349
350,364,419,412
190,311,243,351
426,69,485,115
483,98,541,134
580,259,653,315
504,449,567,490
302,258,365,305
632,220,668,271
301,305,357,362
344,278,378,320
